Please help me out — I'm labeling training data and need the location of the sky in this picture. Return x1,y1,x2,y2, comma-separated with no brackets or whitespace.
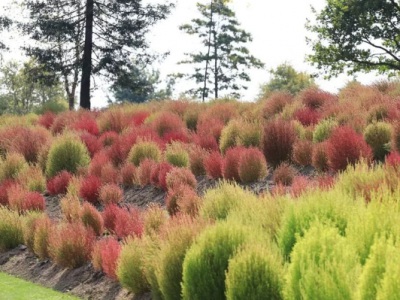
0,0,386,108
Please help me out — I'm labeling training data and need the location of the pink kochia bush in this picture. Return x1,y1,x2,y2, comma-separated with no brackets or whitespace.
79,175,102,204
166,168,197,190
99,183,124,205
204,151,224,179
150,162,173,191
326,126,373,171
238,148,268,183
114,206,144,239
48,222,96,269
92,237,121,280
46,171,72,196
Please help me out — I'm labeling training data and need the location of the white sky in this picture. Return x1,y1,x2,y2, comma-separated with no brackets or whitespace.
1,0,386,108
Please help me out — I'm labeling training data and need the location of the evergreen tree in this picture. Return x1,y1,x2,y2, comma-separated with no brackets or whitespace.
21,0,173,110
177,0,264,101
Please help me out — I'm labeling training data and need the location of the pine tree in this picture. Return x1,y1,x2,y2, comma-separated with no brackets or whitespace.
177,0,264,101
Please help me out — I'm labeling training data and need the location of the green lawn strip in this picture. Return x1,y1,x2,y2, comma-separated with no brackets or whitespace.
0,272,80,300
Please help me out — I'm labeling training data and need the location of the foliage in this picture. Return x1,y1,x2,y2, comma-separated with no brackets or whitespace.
292,140,313,166
364,122,392,160
165,168,197,190
272,162,297,186
259,63,315,97
307,0,400,77
313,118,338,143
128,140,161,167
204,151,224,179
177,0,263,100
285,223,361,300
0,152,28,182
165,142,190,168
79,175,102,204
225,243,284,300
46,171,72,196
0,207,23,252
238,147,268,183
99,183,123,205
32,216,52,260
181,221,251,300
80,202,104,236
45,133,90,178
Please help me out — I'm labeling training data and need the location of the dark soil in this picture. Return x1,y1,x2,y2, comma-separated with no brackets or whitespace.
0,245,150,300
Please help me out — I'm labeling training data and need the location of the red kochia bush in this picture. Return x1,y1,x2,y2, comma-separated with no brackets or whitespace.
92,237,121,280
163,131,190,144
291,176,312,198
72,116,99,136
114,206,144,239
196,117,224,141
238,147,268,183
272,162,297,186
263,119,297,167
312,142,330,172
79,175,102,204
204,151,224,179
80,202,104,236
386,151,400,170
99,183,123,205
49,222,96,269
130,110,150,126
99,131,119,148
100,162,120,185
222,146,246,182
262,92,293,118
292,140,313,167
165,168,197,190
300,88,335,109
24,192,45,212
79,132,101,157
121,163,136,187
150,162,173,191
88,151,110,177
136,159,157,186
326,126,373,171
47,171,73,196
0,179,17,206
102,204,123,233
37,111,56,129
294,108,321,126
193,134,219,152
151,112,185,138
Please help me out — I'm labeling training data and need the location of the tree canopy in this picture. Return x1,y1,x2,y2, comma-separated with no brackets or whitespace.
259,63,315,97
307,0,400,77
177,0,264,101
21,0,173,110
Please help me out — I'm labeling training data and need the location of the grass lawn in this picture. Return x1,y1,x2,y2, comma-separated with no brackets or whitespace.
0,272,80,300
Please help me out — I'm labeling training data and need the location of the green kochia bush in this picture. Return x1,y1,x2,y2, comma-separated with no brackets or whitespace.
199,182,258,221
225,243,284,300
181,222,251,300
376,240,400,300
128,140,161,167
357,236,392,300
312,118,337,143
0,207,23,252
285,223,361,300
165,142,190,168
363,121,392,160
45,133,90,178
278,189,352,260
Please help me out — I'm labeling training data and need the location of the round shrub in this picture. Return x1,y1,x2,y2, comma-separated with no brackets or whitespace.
128,140,161,167
99,183,123,205
312,142,330,172
60,194,81,223
200,182,257,221
188,145,207,176
18,165,46,193
117,236,150,294
272,163,297,186
0,179,17,206
32,215,53,260
0,153,28,182
136,159,157,187
292,140,313,166
150,111,185,138
165,168,197,190
327,126,373,172
392,121,400,152
262,119,296,167
22,211,43,252
121,162,136,187
80,202,104,236
79,175,102,204
293,107,321,126
313,118,338,143
143,204,168,236
181,222,251,300
226,244,284,300
92,237,121,280
219,120,241,153
165,142,190,168
222,146,245,182
204,151,224,179
150,162,173,191
165,184,199,216
238,148,268,183
236,121,263,148
45,133,90,178
364,122,392,160
262,92,293,118
0,207,23,252
300,88,335,109
156,215,207,300
49,222,96,269
114,206,144,239
24,191,45,212
46,171,72,196
285,223,360,300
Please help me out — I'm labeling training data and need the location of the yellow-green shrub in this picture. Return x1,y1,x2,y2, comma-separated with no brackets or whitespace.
313,118,338,143
285,223,361,300
376,240,400,300
181,221,252,300
45,133,90,178
226,243,284,300
0,207,23,252
219,120,241,153
200,182,257,221
0,153,28,182
364,121,392,160
165,142,190,168
128,140,161,167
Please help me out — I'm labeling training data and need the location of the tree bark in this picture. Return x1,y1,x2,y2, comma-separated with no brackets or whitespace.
213,30,218,99
80,0,94,110
202,0,213,102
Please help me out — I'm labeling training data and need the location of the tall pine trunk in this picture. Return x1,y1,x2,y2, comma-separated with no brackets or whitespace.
80,0,94,110
202,0,214,102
